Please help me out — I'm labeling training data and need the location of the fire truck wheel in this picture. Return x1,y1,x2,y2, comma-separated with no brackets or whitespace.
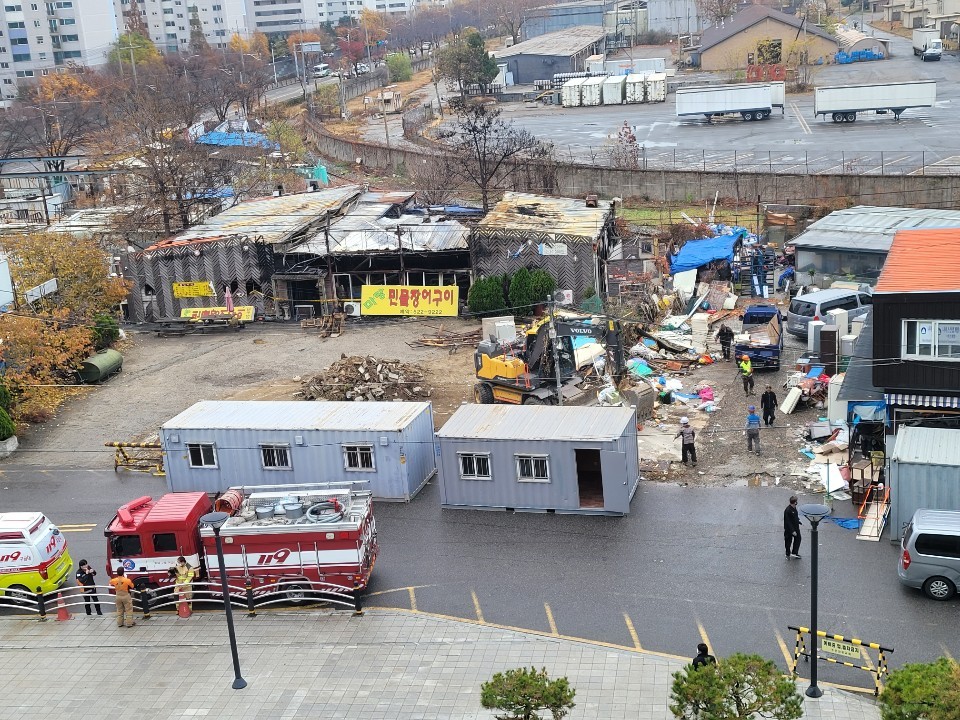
283,582,309,604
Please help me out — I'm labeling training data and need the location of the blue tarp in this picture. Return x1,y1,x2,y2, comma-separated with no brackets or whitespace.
669,230,746,274
196,131,279,149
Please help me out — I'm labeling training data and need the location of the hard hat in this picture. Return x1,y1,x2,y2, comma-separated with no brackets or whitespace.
749,405,756,411
742,354,750,360
680,417,689,424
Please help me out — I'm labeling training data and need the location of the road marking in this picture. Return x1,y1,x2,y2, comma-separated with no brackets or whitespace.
407,587,417,613
859,646,876,672
791,103,812,135
544,603,558,636
365,583,438,598
58,524,97,532
623,613,643,651
697,619,712,653
774,628,795,669
471,590,485,624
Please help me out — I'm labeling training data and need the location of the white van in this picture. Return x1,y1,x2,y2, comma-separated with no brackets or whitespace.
0,512,73,598
312,64,331,78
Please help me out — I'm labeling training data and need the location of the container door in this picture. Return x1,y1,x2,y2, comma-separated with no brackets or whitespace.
600,450,628,514
575,449,604,509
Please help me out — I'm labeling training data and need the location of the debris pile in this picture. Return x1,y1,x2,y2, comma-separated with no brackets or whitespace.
299,355,432,402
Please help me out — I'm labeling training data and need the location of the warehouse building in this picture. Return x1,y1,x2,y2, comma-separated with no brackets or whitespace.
492,26,607,84
436,405,640,515
161,400,437,501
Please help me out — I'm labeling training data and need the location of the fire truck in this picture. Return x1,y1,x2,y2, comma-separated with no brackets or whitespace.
104,483,377,604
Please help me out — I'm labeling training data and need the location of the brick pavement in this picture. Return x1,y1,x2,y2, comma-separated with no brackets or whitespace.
0,609,880,720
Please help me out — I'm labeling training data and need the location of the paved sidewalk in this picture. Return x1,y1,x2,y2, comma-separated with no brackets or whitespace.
0,609,879,720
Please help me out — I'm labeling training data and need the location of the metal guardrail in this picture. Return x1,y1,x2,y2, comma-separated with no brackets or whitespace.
0,579,364,619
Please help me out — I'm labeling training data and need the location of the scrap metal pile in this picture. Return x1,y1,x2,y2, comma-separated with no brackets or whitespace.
299,355,432,402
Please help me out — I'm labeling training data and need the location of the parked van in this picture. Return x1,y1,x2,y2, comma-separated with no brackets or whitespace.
899,509,960,600
786,288,872,338
312,64,331,78
0,512,73,598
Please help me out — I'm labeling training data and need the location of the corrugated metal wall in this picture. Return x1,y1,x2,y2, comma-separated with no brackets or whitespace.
162,406,436,500
890,460,960,540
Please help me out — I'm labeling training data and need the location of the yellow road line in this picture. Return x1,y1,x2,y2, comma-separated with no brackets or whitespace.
365,583,437,598
697,620,711,653
471,590,485,624
623,613,642,651
860,646,876,672
58,524,98,532
407,587,418,612
774,628,794,668
544,603,558,636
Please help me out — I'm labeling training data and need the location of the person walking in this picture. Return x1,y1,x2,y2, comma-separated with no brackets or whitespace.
738,355,755,396
760,384,778,427
171,556,195,609
692,643,717,669
716,324,734,361
674,417,697,466
784,495,802,559
109,567,136,628
75,559,102,616
745,405,762,454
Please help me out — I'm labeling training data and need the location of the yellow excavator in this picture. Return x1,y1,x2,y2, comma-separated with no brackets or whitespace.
473,314,627,406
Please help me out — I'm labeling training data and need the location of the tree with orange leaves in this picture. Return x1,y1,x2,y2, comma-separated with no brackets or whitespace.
229,31,270,59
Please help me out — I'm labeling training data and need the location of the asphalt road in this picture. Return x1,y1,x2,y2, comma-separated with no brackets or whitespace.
2,463,955,691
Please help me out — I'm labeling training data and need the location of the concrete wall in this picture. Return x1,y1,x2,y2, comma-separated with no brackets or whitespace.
302,119,960,209
701,18,838,70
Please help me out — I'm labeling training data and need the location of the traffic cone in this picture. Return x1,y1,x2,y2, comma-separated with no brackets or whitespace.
177,592,191,619
56,593,72,621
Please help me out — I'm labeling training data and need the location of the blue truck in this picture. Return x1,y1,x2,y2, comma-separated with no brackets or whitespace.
734,304,783,370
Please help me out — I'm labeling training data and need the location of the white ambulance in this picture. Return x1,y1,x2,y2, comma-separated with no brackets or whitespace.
0,512,73,599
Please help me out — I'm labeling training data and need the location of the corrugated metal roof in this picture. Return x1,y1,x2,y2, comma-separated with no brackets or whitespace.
891,426,960,466
493,26,605,58
700,5,835,53
437,404,634,442
788,206,960,253
875,228,960,293
163,400,431,431
47,206,140,236
476,192,610,240
170,186,363,245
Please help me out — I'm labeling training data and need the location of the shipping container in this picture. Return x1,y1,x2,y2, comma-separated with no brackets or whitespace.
561,77,588,107
436,405,640,515
602,75,627,105
587,54,606,75
625,73,647,104
580,75,607,106
645,72,667,103
161,400,437,500
675,83,773,121
889,427,960,541
813,80,936,122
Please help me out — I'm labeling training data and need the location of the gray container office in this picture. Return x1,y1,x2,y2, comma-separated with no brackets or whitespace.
161,400,436,500
436,405,639,515
889,426,960,540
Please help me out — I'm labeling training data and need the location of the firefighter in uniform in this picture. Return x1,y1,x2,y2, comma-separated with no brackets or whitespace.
171,556,195,608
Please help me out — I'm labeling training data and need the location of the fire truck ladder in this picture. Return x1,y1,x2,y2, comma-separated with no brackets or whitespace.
856,485,890,541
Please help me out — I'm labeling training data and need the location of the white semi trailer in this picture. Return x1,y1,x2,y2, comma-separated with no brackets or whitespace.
675,83,773,122
813,80,937,122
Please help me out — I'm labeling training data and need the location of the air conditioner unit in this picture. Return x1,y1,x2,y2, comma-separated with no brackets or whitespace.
343,302,362,317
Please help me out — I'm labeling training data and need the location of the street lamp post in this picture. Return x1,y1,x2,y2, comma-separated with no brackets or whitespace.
200,511,247,690
799,502,831,699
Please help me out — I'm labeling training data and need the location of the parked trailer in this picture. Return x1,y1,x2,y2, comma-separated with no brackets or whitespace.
769,81,785,111
561,77,588,107
580,75,606,106
813,80,936,122
605,57,667,75
645,72,667,103
676,83,774,122
602,75,626,105
625,73,647,104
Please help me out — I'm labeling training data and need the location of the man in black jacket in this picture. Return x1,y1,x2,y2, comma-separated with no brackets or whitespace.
783,496,802,559
75,559,103,616
760,384,778,426
692,643,717,669
716,324,734,361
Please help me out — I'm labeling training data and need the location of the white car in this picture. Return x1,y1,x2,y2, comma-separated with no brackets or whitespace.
356,63,370,75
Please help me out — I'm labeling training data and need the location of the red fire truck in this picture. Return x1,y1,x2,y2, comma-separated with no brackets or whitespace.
104,483,377,604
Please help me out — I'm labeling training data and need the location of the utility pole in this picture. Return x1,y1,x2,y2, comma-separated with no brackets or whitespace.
118,42,140,89
381,93,391,149
394,224,404,281
548,294,563,407
269,44,279,84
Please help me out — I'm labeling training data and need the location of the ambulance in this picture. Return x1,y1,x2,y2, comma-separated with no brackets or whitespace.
0,512,73,598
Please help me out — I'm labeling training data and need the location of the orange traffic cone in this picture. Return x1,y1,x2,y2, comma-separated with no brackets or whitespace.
177,592,192,619
56,593,72,621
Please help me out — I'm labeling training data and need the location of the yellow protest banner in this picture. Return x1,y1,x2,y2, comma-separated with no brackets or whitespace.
173,281,214,298
360,285,459,317
180,306,255,321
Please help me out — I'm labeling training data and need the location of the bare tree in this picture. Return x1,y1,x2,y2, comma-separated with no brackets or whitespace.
696,0,739,25
489,0,542,44
409,155,463,205
448,102,553,211
609,121,641,170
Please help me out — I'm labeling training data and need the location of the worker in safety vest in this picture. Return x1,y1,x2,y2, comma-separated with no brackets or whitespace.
171,556,195,608
738,355,755,396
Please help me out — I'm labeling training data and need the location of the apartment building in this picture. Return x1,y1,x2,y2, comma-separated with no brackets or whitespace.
0,0,117,102
114,0,247,52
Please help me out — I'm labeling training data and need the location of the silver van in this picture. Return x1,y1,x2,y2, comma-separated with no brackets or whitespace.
898,509,960,601
785,288,872,338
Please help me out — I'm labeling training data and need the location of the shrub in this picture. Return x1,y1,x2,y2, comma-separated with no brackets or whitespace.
880,658,960,720
0,384,11,412
480,666,576,720
468,276,508,317
529,270,556,303
92,313,120,350
386,53,413,82
508,268,535,312
0,406,16,441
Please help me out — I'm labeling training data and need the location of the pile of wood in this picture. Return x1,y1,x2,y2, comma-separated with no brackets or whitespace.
299,355,432,402
407,324,482,349
300,313,345,338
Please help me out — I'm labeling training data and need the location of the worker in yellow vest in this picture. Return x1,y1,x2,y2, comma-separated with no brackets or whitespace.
171,556,195,608
738,355,755,396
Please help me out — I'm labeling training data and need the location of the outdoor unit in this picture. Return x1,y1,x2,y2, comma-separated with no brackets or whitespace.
343,302,362,317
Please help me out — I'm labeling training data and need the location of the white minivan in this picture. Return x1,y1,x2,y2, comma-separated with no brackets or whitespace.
898,509,960,601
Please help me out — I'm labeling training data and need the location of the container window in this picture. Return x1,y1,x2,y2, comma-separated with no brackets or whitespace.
459,452,491,479
914,533,960,559
260,444,291,469
343,444,375,471
186,442,217,468
516,454,550,483
152,533,177,552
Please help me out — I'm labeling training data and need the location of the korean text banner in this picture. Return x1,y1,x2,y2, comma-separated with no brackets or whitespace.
173,281,214,298
361,285,459,316
180,306,255,321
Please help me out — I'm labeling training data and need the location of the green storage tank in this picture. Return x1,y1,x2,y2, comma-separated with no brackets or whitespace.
77,349,123,384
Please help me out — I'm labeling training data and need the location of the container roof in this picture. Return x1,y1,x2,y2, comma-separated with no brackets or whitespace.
163,400,431,431
875,228,960,293
493,26,605,58
437,404,635,441
788,206,960,254
476,192,610,240
892,426,960,466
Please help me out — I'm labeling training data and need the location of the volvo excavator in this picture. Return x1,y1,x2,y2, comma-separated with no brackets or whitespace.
473,314,629,406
